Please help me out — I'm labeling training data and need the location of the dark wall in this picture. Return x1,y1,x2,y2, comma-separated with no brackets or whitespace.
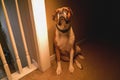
46,0,120,55
86,0,120,45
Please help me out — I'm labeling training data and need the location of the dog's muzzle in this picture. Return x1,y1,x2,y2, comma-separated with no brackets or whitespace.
58,16,69,25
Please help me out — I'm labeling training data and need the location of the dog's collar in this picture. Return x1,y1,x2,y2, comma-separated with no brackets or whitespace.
56,24,71,33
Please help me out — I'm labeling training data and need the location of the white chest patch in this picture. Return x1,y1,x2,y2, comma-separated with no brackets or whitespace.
55,28,75,53
57,36,70,51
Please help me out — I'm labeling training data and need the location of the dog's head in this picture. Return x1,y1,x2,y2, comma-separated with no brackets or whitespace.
52,7,73,26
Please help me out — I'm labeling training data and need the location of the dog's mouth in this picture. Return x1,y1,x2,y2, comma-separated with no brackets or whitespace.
58,16,69,25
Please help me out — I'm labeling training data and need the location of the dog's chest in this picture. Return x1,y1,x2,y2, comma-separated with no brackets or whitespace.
57,37,71,52
55,32,74,53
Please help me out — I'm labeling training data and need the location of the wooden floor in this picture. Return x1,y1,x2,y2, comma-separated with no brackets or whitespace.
20,40,120,80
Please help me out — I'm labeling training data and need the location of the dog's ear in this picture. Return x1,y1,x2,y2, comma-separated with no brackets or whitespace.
52,12,56,21
52,10,58,21
67,7,73,16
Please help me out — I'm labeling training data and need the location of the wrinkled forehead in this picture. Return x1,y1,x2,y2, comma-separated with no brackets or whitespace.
56,7,70,13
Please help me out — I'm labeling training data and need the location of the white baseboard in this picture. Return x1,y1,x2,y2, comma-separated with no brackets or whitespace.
11,63,38,80
1,60,38,80
1,55,55,80
50,54,55,61
32,59,38,67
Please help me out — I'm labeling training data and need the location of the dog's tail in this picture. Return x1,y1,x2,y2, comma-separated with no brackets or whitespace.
74,45,84,69
75,45,85,60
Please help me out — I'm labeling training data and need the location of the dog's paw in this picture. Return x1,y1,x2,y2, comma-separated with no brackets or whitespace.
56,66,62,75
69,65,74,73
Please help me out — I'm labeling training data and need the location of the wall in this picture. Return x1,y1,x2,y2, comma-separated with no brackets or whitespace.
45,0,89,55
86,0,120,46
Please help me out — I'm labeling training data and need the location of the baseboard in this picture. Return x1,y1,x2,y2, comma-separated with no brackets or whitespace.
1,56,55,80
50,54,55,61
32,59,38,67
1,61,38,80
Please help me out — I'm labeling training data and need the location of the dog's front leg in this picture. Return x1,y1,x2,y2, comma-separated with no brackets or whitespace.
69,48,74,73
56,48,62,75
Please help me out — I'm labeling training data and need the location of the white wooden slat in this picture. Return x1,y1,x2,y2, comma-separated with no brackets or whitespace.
0,44,12,80
15,0,32,68
1,0,22,73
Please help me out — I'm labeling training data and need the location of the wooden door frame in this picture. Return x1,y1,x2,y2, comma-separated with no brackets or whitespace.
27,0,51,72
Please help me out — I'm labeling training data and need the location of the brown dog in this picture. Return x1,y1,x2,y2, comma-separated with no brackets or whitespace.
53,7,83,75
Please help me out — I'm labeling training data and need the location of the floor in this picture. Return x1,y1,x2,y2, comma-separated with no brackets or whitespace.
20,39,120,80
